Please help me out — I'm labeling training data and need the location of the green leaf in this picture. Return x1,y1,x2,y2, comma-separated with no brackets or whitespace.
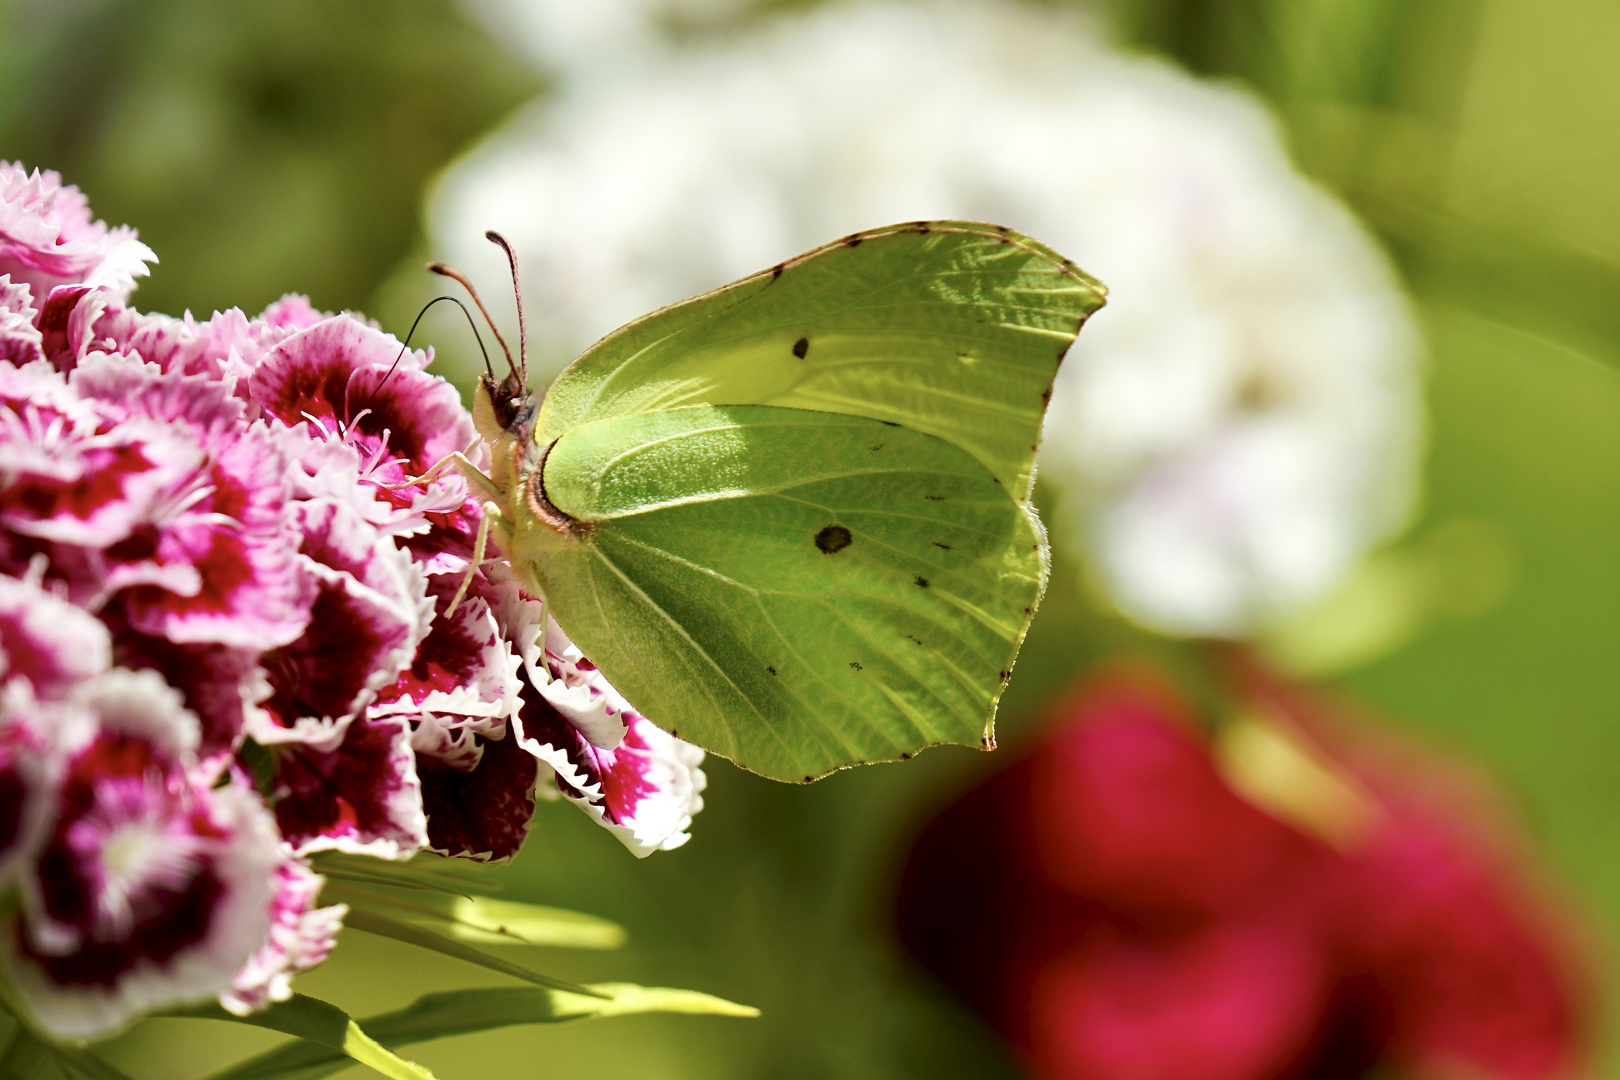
526,405,1044,781
314,869,471,899
170,995,438,1080
342,910,608,997
502,221,1103,782
309,853,494,896
205,985,757,1080
0,1030,51,1080
324,883,625,949
53,1050,140,1080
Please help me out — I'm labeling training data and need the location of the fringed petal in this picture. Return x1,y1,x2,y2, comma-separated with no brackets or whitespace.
250,500,430,751
268,715,427,860
7,671,281,1039
220,855,346,1016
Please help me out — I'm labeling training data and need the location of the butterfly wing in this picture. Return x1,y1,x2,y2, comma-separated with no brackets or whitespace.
530,405,1043,781
520,222,1106,781
536,221,1106,501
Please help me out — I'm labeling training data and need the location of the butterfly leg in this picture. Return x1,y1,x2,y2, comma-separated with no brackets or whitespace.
450,451,505,504
445,500,511,616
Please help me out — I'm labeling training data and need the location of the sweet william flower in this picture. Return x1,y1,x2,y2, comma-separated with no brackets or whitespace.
6,670,284,1039
0,163,154,305
0,277,42,366
0,160,709,1036
220,856,346,1016
897,664,1587,1080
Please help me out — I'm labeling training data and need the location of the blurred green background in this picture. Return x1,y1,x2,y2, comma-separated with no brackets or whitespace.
4,0,1620,1077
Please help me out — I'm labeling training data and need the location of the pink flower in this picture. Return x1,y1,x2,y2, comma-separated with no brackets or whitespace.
898,664,1588,1080
517,618,706,857
267,715,427,859
250,315,475,536
0,572,112,701
417,721,541,862
0,360,204,558
0,277,42,366
250,498,431,751
220,856,346,1016
0,163,713,1036
6,670,282,1039
370,571,524,734
0,163,154,305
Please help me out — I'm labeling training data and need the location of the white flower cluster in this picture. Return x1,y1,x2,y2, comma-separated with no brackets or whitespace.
434,0,1422,638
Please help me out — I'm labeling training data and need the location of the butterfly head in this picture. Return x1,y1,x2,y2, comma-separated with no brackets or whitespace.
475,368,534,441
431,231,535,443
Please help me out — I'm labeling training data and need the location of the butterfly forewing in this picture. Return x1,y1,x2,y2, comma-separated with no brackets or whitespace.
536,222,1106,502
530,406,1043,781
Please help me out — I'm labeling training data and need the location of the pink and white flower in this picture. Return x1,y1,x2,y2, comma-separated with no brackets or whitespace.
220,856,346,1016
0,161,710,1039
7,670,283,1038
0,163,154,305
250,315,476,537
251,499,430,751
417,719,541,862
516,618,706,856
267,714,427,860
0,277,42,366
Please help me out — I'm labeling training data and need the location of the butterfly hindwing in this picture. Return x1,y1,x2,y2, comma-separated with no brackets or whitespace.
528,405,1042,780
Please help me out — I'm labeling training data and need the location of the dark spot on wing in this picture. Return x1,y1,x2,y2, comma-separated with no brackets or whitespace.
912,223,932,234
766,666,777,677
815,525,852,554
1062,257,1076,267
932,542,952,551
771,263,785,280
1031,443,1040,452
998,669,1011,683
804,775,814,782
1042,386,1053,403
924,495,945,502
792,337,809,359
879,420,899,427
905,634,923,645
900,751,914,760
981,735,998,751
996,236,1011,244
991,223,1010,234
915,576,930,589
843,234,864,248
849,661,863,671
1024,606,1033,615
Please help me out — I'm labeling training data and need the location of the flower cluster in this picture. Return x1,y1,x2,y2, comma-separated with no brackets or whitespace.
437,0,1423,639
897,664,1587,1080
0,162,704,1038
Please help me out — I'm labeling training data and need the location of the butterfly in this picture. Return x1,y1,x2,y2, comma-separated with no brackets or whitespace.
443,221,1105,783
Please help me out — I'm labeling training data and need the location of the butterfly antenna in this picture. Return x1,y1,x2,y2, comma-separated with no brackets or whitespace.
484,230,528,388
426,260,514,381
361,296,493,421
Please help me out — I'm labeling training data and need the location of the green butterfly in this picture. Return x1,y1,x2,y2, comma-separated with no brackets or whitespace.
451,222,1105,783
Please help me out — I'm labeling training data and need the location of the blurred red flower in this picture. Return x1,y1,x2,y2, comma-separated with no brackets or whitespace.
897,659,1589,1080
